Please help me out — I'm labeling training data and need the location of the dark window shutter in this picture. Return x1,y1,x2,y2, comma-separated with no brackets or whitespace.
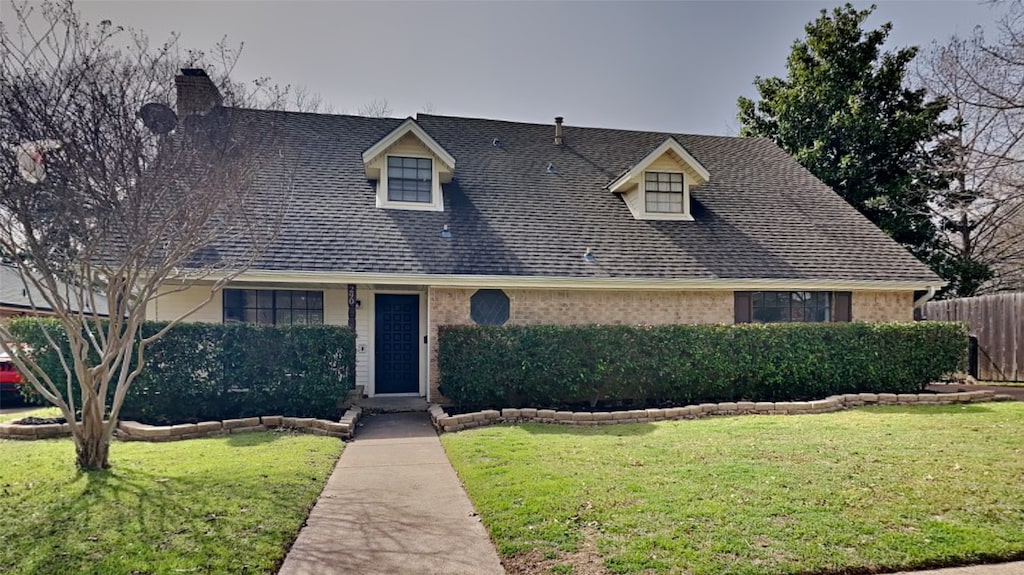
834,292,852,322
734,291,752,323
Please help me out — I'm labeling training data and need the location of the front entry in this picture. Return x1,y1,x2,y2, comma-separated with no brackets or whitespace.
374,294,420,394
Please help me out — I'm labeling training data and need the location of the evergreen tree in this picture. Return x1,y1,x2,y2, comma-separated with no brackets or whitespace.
737,4,949,270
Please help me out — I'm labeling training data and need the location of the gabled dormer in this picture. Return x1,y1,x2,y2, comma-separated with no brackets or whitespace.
606,137,710,221
362,118,456,212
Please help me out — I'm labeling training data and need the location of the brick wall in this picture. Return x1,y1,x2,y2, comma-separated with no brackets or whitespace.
427,287,734,401
852,291,914,322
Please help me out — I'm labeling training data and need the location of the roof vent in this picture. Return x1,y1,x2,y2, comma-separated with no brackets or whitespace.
583,247,596,263
546,162,559,175
554,116,564,145
440,224,452,239
492,138,502,147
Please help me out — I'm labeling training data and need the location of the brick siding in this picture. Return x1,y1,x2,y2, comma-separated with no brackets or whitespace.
852,291,914,322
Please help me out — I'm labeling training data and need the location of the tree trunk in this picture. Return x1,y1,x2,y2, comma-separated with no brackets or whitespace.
75,430,110,470
75,395,111,470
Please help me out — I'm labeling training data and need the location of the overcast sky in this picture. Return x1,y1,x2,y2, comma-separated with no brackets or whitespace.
6,1,1007,135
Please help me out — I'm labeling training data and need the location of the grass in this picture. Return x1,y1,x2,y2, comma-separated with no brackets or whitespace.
0,432,342,575
0,405,61,423
442,403,1024,575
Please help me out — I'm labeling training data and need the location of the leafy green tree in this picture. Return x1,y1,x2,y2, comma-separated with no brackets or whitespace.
737,3,949,270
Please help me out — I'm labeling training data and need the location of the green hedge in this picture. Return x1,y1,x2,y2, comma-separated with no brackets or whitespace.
7,319,355,424
437,322,967,409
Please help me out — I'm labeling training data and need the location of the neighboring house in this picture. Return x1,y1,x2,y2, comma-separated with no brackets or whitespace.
0,263,109,319
150,70,943,401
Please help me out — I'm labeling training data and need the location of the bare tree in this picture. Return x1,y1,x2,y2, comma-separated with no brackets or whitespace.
358,97,392,118
918,1,1024,295
0,0,281,469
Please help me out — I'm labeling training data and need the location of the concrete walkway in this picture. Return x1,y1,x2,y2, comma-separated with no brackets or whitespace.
277,412,505,575
892,562,1024,574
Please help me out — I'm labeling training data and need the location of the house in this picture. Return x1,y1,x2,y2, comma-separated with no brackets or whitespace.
0,263,110,319
149,70,943,402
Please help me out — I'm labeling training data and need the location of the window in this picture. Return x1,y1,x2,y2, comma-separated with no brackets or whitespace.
645,172,684,213
750,291,831,323
223,289,324,325
733,291,846,323
387,156,432,203
470,289,510,326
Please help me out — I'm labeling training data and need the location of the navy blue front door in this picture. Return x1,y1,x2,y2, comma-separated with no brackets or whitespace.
375,294,420,394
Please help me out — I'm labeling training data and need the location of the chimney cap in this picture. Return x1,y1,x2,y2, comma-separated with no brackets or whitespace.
180,68,210,77
555,116,564,124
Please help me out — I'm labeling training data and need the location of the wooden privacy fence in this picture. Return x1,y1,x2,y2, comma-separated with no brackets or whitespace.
923,292,1024,382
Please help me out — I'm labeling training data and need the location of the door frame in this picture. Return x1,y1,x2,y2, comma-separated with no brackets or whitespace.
366,289,427,397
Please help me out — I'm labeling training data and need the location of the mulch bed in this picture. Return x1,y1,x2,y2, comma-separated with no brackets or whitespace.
11,416,67,425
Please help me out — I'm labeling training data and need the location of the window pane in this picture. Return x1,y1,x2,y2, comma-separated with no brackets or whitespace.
257,309,274,325
223,289,241,308
275,290,291,308
308,292,323,308
244,308,259,323
275,309,292,325
257,290,273,308
293,292,307,309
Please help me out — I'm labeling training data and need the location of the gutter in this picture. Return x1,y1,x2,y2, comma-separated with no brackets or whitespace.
913,286,938,309
180,270,940,292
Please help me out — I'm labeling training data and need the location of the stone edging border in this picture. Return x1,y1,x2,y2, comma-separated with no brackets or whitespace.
429,391,1008,433
0,406,362,442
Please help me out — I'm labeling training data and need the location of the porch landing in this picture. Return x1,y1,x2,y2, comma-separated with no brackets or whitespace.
355,396,429,413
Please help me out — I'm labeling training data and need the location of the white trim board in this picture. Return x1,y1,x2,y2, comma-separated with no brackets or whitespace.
198,271,941,292
362,118,456,170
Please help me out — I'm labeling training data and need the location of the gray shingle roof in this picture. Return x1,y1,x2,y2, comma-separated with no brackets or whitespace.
0,264,110,315
224,110,941,284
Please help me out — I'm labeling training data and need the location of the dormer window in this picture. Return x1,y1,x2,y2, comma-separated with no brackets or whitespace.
606,137,710,222
645,172,685,213
387,156,432,203
362,118,456,212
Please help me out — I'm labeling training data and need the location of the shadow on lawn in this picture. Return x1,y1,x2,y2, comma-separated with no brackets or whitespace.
225,429,287,447
12,463,290,575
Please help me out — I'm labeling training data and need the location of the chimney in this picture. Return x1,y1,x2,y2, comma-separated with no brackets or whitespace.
175,68,223,119
554,116,564,145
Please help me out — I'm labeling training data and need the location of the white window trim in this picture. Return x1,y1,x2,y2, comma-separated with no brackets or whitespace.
376,153,444,212
636,169,694,221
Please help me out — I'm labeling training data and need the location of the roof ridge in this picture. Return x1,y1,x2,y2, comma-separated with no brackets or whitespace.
416,113,748,140
225,106,402,123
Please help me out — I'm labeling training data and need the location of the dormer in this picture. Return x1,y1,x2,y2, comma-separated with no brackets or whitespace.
362,118,456,212
606,137,710,221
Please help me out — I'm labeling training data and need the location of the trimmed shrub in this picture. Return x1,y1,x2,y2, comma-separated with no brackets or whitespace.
7,318,355,424
437,322,967,409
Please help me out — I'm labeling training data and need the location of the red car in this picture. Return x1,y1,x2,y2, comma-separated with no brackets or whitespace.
0,351,24,399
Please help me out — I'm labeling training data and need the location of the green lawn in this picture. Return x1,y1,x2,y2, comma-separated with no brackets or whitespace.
442,403,1024,575
0,432,342,575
